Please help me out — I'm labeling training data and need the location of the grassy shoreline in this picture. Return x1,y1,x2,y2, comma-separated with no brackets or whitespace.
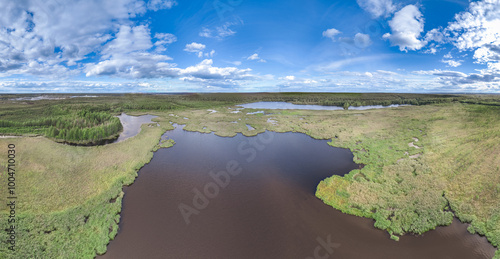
167,102,500,258
0,94,499,258
0,116,173,258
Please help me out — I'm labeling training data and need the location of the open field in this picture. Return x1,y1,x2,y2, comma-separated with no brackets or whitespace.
0,93,499,258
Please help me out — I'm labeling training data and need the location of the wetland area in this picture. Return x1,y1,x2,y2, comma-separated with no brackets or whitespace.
100,116,495,259
2,0,500,257
0,93,499,259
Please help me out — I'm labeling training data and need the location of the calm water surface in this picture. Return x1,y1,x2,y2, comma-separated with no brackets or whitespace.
237,101,409,110
100,126,496,259
114,113,158,143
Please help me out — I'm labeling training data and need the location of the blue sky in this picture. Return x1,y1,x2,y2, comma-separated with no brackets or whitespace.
0,0,499,93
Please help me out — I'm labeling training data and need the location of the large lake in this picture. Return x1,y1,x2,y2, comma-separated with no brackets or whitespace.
100,126,495,259
237,101,410,110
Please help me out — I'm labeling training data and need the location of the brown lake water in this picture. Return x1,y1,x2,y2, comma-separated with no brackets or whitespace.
100,126,496,259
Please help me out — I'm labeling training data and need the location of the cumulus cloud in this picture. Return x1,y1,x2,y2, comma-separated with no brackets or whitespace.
85,25,177,78
184,42,205,52
276,70,413,92
247,53,266,62
438,0,500,79
0,0,177,78
154,33,177,52
356,0,396,18
154,33,177,44
383,5,427,51
180,59,252,80
322,28,341,41
441,59,462,67
425,28,445,43
445,0,500,72
473,45,500,64
447,1,500,51
423,0,500,73
178,59,257,88
183,42,215,58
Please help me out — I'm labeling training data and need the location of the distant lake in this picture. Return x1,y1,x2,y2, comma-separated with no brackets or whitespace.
100,127,495,259
237,101,410,110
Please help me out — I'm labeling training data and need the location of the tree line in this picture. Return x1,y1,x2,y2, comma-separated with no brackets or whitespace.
0,111,122,145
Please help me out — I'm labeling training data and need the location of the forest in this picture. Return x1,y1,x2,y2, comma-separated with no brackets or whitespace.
0,93,499,258
1,93,499,144
0,107,122,145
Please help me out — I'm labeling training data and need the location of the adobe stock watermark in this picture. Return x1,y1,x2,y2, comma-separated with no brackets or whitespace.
305,234,340,259
33,0,63,16
213,0,244,20
178,131,274,225
338,18,388,57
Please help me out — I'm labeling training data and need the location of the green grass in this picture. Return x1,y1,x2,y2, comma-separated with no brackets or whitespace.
166,102,500,258
0,116,173,258
315,104,500,258
0,94,499,258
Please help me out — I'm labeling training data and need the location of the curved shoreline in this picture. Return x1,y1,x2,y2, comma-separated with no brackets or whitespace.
1,103,498,258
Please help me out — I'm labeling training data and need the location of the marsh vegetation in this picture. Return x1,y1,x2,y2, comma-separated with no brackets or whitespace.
0,93,499,258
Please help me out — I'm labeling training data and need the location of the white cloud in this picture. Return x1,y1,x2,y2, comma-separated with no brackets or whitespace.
155,33,177,44
199,22,239,39
153,33,177,52
184,42,206,52
101,25,153,58
180,59,252,80
356,0,396,18
183,42,214,58
383,5,427,51
354,33,372,48
0,80,164,93
413,69,500,90
146,0,177,11
207,50,216,58
413,69,467,77
85,25,177,78
322,28,341,41
177,59,258,88
376,70,399,76
0,0,177,78
275,70,418,92
446,0,500,71
424,28,445,43
441,59,462,67
425,48,437,54
247,54,259,60
247,53,266,62
447,0,500,50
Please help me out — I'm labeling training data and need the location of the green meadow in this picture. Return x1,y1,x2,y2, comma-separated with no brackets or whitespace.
0,93,499,258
